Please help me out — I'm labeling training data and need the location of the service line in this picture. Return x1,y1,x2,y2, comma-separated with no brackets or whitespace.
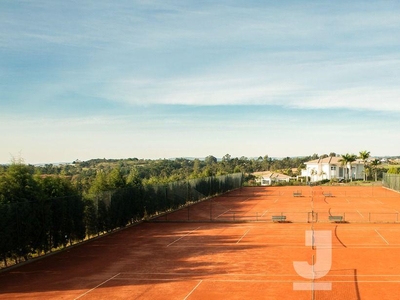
167,227,201,247
215,209,231,219
375,229,389,245
74,273,121,300
183,280,203,300
236,229,250,244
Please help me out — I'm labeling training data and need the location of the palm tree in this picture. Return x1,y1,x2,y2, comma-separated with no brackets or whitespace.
359,150,370,181
370,158,380,182
319,170,326,181
310,169,317,182
339,153,358,182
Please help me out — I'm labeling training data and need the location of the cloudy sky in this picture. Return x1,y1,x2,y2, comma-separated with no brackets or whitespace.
1,0,400,164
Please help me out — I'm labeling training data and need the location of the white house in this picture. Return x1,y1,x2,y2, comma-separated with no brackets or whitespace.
301,156,364,182
253,171,292,186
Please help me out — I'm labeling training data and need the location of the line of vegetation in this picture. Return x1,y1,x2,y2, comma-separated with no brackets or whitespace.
0,157,243,269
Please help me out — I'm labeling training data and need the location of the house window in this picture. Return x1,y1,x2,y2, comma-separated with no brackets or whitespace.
331,166,336,170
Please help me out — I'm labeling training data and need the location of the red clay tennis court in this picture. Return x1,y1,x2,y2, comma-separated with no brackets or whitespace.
1,186,400,299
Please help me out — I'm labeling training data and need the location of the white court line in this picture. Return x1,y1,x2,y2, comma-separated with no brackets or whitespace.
261,210,269,217
215,209,231,219
121,271,400,277
274,199,278,203
241,197,250,203
74,273,120,300
167,227,201,247
375,229,390,245
346,199,350,203
183,280,203,300
236,229,250,244
357,210,365,218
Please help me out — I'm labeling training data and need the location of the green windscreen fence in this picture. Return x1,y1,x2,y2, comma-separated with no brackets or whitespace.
142,173,244,216
383,173,400,192
0,173,244,268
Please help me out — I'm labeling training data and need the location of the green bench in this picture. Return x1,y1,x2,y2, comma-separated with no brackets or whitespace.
329,215,343,222
272,215,287,222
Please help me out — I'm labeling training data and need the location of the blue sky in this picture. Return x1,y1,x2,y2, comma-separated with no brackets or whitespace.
1,0,400,164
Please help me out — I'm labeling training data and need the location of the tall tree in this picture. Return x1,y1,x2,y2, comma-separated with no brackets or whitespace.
339,153,358,182
89,170,109,194
108,167,125,189
359,150,370,181
0,162,41,261
370,159,381,182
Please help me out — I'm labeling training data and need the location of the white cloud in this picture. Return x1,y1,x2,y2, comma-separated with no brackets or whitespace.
95,51,400,113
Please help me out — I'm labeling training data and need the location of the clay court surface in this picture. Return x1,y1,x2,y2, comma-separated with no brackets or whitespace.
1,186,400,299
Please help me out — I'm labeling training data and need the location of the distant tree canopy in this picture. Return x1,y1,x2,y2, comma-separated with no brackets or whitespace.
0,154,350,195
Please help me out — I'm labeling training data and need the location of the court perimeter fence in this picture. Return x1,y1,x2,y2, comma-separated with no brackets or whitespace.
152,208,400,224
383,173,400,192
0,173,244,269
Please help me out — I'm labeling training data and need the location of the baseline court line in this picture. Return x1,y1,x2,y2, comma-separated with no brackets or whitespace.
236,229,250,244
74,273,120,300
375,229,389,245
183,280,203,300
241,197,250,203
357,210,365,218
167,227,201,247
261,210,268,217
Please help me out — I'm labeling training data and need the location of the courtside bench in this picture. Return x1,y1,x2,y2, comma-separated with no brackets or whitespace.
293,191,302,197
329,215,343,223
272,215,287,223
323,192,333,197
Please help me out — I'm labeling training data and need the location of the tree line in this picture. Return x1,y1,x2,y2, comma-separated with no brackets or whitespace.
23,154,316,191
0,159,243,268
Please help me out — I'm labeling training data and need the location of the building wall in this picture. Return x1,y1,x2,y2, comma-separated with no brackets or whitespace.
303,163,363,182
